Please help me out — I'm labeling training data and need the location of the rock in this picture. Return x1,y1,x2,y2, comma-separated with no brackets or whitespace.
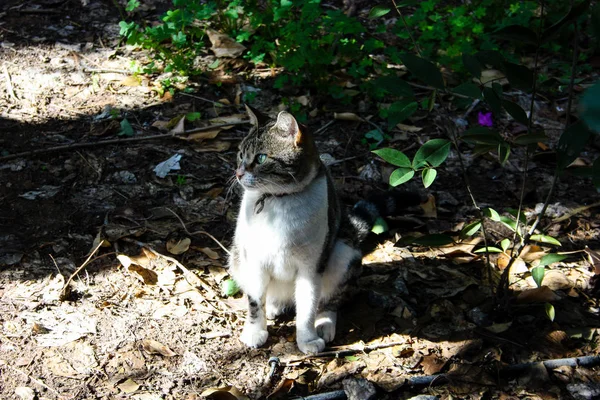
366,290,397,309
466,307,491,327
343,377,376,400
392,278,409,296
112,171,137,184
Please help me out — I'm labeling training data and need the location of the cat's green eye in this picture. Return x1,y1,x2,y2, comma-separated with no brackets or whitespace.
256,154,267,164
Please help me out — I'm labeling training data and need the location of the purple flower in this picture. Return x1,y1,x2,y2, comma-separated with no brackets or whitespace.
478,112,493,127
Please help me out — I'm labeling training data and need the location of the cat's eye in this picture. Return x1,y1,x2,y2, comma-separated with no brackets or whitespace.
256,154,267,164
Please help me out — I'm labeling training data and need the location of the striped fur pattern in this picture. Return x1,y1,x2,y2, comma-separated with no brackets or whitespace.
229,106,412,354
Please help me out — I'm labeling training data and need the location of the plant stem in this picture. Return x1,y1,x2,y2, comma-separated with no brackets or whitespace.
391,0,421,56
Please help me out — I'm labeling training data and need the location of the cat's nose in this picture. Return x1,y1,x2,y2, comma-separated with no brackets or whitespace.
235,166,245,179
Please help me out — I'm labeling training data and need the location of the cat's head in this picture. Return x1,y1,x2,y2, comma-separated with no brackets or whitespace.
235,105,320,194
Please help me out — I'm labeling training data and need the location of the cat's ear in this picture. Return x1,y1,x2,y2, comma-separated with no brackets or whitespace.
275,111,303,146
245,104,269,127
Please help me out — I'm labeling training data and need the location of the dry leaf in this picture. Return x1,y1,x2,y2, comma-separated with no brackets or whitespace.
420,194,437,218
119,75,141,87
166,237,191,255
584,246,600,274
201,385,250,400
209,114,246,127
14,387,35,400
118,378,140,394
199,247,219,260
333,112,363,122
193,140,231,152
516,286,561,303
46,352,78,377
142,339,177,357
206,29,246,58
128,264,158,285
396,123,422,132
267,378,297,400
168,116,186,135
179,129,221,142
420,354,445,375
479,69,507,86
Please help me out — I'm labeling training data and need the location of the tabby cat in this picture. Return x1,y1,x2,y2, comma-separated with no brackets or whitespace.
229,106,412,354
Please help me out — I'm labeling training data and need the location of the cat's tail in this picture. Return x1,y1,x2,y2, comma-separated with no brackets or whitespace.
347,191,423,245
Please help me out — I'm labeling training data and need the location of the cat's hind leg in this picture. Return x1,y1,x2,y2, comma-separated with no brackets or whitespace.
317,240,362,343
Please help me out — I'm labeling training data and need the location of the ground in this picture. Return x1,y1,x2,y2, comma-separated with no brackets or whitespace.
1,1,600,399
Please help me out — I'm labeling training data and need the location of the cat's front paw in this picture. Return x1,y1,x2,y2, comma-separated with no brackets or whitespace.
240,325,268,348
297,336,325,355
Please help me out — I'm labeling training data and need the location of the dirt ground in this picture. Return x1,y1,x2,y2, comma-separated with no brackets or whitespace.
1,1,600,399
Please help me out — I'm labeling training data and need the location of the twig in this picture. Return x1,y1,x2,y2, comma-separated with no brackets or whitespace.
0,360,60,395
551,200,600,223
179,92,229,108
314,120,335,135
288,340,407,363
165,208,231,256
0,121,249,162
391,0,421,56
61,241,104,300
83,68,131,74
3,64,17,101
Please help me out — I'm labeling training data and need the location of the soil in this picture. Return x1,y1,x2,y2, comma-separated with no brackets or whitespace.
1,1,599,399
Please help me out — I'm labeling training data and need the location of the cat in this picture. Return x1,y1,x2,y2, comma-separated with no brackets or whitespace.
229,105,416,354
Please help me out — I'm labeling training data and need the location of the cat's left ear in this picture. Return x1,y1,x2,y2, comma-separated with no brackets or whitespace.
275,111,303,147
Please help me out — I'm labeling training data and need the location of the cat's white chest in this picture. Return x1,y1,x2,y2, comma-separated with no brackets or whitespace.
234,176,328,280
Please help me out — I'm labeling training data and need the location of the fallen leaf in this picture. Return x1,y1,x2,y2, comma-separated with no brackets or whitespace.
118,378,140,394
206,29,246,58
199,247,219,260
128,264,158,285
479,69,507,86
516,286,561,303
201,386,250,400
420,354,445,375
119,75,141,87
166,237,191,255
141,339,177,357
396,123,422,132
420,194,437,218
179,129,221,142
584,246,600,274
46,352,78,377
193,140,231,152
14,387,35,400
267,379,297,400
333,112,363,121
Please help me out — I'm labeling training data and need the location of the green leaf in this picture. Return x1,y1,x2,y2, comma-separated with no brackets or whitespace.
422,168,437,188
221,279,240,297
389,168,415,186
545,303,555,322
411,234,455,246
483,87,502,115
208,59,220,69
530,235,562,246
492,25,538,45
462,127,503,145
462,53,482,79
399,53,445,89
387,100,418,127
460,221,482,238
502,100,529,125
185,112,201,122
372,148,411,167
453,82,481,99
539,253,567,267
504,62,534,92
412,139,451,168
498,143,510,165
531,266,545,287
371,217,389,235
507,208,527,225
542,0,591,42
119,118,135,136
500,238,511,252
474,246,503,253
557,120,592,169
368,5,391,19
580,83,600,133
345,355,360,361
374,76,414,97
484,207,501,221
513,132,548,145
125,0,140,12
500,216,517,232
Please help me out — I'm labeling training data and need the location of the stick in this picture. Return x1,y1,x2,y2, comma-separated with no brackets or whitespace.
3,64,17,101
551,200,600,223
0,121,248,162
61,241,104,300
288,341,407,363
165,208,231,256
0,360,60,395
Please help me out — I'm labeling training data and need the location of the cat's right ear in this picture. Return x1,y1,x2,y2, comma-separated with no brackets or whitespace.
245,104,269,127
